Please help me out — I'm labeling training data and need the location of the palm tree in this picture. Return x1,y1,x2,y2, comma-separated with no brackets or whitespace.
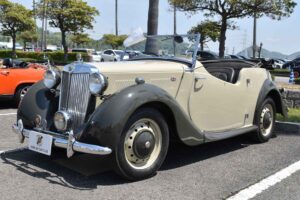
145,0,159,54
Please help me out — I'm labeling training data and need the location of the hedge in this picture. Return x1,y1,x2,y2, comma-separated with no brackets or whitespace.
0,50,91,65
270,69,291,77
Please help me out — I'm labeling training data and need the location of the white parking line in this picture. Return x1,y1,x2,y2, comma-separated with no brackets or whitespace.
0,148,27,155
0,113,16,116
227,160,300,200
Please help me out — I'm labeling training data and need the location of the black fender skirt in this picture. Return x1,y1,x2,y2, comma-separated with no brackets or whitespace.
79,83,205,149
17,81,59,130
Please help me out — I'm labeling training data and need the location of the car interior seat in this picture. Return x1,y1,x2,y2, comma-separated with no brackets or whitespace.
206,67,235,83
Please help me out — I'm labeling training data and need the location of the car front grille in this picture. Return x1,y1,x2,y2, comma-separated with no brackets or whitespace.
59,71,91,131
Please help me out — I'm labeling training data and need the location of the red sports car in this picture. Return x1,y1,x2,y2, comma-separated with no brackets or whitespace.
0,58,46,105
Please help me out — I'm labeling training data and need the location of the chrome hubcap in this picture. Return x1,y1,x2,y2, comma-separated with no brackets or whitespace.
20,86,30,99
124,118,162,169
260,104,274,137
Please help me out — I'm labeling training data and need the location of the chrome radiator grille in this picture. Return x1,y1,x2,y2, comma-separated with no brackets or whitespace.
59,71,91,131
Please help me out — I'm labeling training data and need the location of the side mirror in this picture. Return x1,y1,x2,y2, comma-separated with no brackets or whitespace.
3,58,13,68
174,36,183,44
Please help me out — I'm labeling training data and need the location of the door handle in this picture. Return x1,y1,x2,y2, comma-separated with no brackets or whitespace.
0,71,9,76
195,75,206,81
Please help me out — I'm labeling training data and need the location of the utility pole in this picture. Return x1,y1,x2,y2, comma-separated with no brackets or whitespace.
33,0,38,50
252,12,257,58
173,5,177,35
115,0,118,36
44,1,48,50
173,4,177,56
41,0,46,51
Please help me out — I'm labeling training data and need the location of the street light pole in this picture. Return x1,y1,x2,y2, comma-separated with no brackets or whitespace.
173,5,177,35
32,0,38,50
115,0,118,36
44,1,48,50
173,4,177,56
41,0,46,51
252,12,257,58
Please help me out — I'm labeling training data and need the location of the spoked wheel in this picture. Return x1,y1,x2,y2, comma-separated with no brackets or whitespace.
20,86,30,99
115,108,169,181
15,85,31,106
253,98,276,143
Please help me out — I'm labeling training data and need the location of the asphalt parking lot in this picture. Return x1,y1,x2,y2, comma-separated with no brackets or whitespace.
0,101,300,200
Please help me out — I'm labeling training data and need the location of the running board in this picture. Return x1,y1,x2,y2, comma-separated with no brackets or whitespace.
204,126,258,142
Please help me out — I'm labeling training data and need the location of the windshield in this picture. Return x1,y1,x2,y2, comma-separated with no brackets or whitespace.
124,34,200,65
114,50,124,56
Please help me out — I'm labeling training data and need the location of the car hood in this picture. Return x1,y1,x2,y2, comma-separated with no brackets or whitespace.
90,60,185,74
89,60,186,98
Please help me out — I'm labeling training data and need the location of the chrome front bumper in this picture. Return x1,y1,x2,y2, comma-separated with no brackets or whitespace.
12,121,112,158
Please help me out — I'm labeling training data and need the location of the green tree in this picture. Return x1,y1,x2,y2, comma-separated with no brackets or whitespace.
0,0,35,57
170,0,297,58
102,34,127,49
70,33,91,48
18,29,38,50
188,21,220,51
188,20,236,51
38,0,99,60
145,0,159,54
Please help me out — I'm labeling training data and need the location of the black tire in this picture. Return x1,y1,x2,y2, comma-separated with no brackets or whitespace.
101,59,104,62
253,98,276,143
14,84,31,106
114,107,169,181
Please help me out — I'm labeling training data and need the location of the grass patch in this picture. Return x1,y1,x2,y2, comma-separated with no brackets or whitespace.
277,108,300,123
273,69,290,73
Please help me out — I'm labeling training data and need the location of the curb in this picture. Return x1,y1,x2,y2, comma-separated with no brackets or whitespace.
275,121,300,134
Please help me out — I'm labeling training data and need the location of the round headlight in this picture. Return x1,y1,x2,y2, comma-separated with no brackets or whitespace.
54,111,71,131
44,70,60,89
89,73,108,95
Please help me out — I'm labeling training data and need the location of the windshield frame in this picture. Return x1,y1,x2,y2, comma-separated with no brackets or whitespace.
124,34,200,69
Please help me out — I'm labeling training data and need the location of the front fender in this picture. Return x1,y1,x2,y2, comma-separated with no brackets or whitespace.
17,81,59,130
79,83,205,150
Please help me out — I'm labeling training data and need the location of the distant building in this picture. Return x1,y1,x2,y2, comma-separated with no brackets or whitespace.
0,37,23,50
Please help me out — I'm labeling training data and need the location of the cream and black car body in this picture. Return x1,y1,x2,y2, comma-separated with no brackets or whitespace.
12,35,287,180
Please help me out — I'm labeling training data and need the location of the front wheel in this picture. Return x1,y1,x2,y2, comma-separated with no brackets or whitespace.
115,108,169,181
253,98,276,143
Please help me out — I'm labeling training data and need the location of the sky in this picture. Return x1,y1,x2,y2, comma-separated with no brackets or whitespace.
9,0,300,55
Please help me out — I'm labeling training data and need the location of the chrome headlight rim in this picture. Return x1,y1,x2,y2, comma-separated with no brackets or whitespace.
43,70,60,89
89,72,108,95
54,111,72,131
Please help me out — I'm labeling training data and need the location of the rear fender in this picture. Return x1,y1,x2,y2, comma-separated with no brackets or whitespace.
255,79,288,119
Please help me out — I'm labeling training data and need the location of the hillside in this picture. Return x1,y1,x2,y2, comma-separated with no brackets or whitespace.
237,47,300,60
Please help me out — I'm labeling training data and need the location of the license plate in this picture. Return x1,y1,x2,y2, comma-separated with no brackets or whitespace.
28,131,53,156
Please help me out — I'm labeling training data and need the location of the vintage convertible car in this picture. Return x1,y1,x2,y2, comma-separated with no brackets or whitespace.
12,35,287,180
0,58,46,104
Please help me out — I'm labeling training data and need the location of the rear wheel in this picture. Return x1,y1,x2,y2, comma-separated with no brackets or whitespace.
253,98,276,143
15,85,31,106
115,108,169,181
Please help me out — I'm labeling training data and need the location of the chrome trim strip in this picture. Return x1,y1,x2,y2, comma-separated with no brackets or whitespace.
12,124,112,156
